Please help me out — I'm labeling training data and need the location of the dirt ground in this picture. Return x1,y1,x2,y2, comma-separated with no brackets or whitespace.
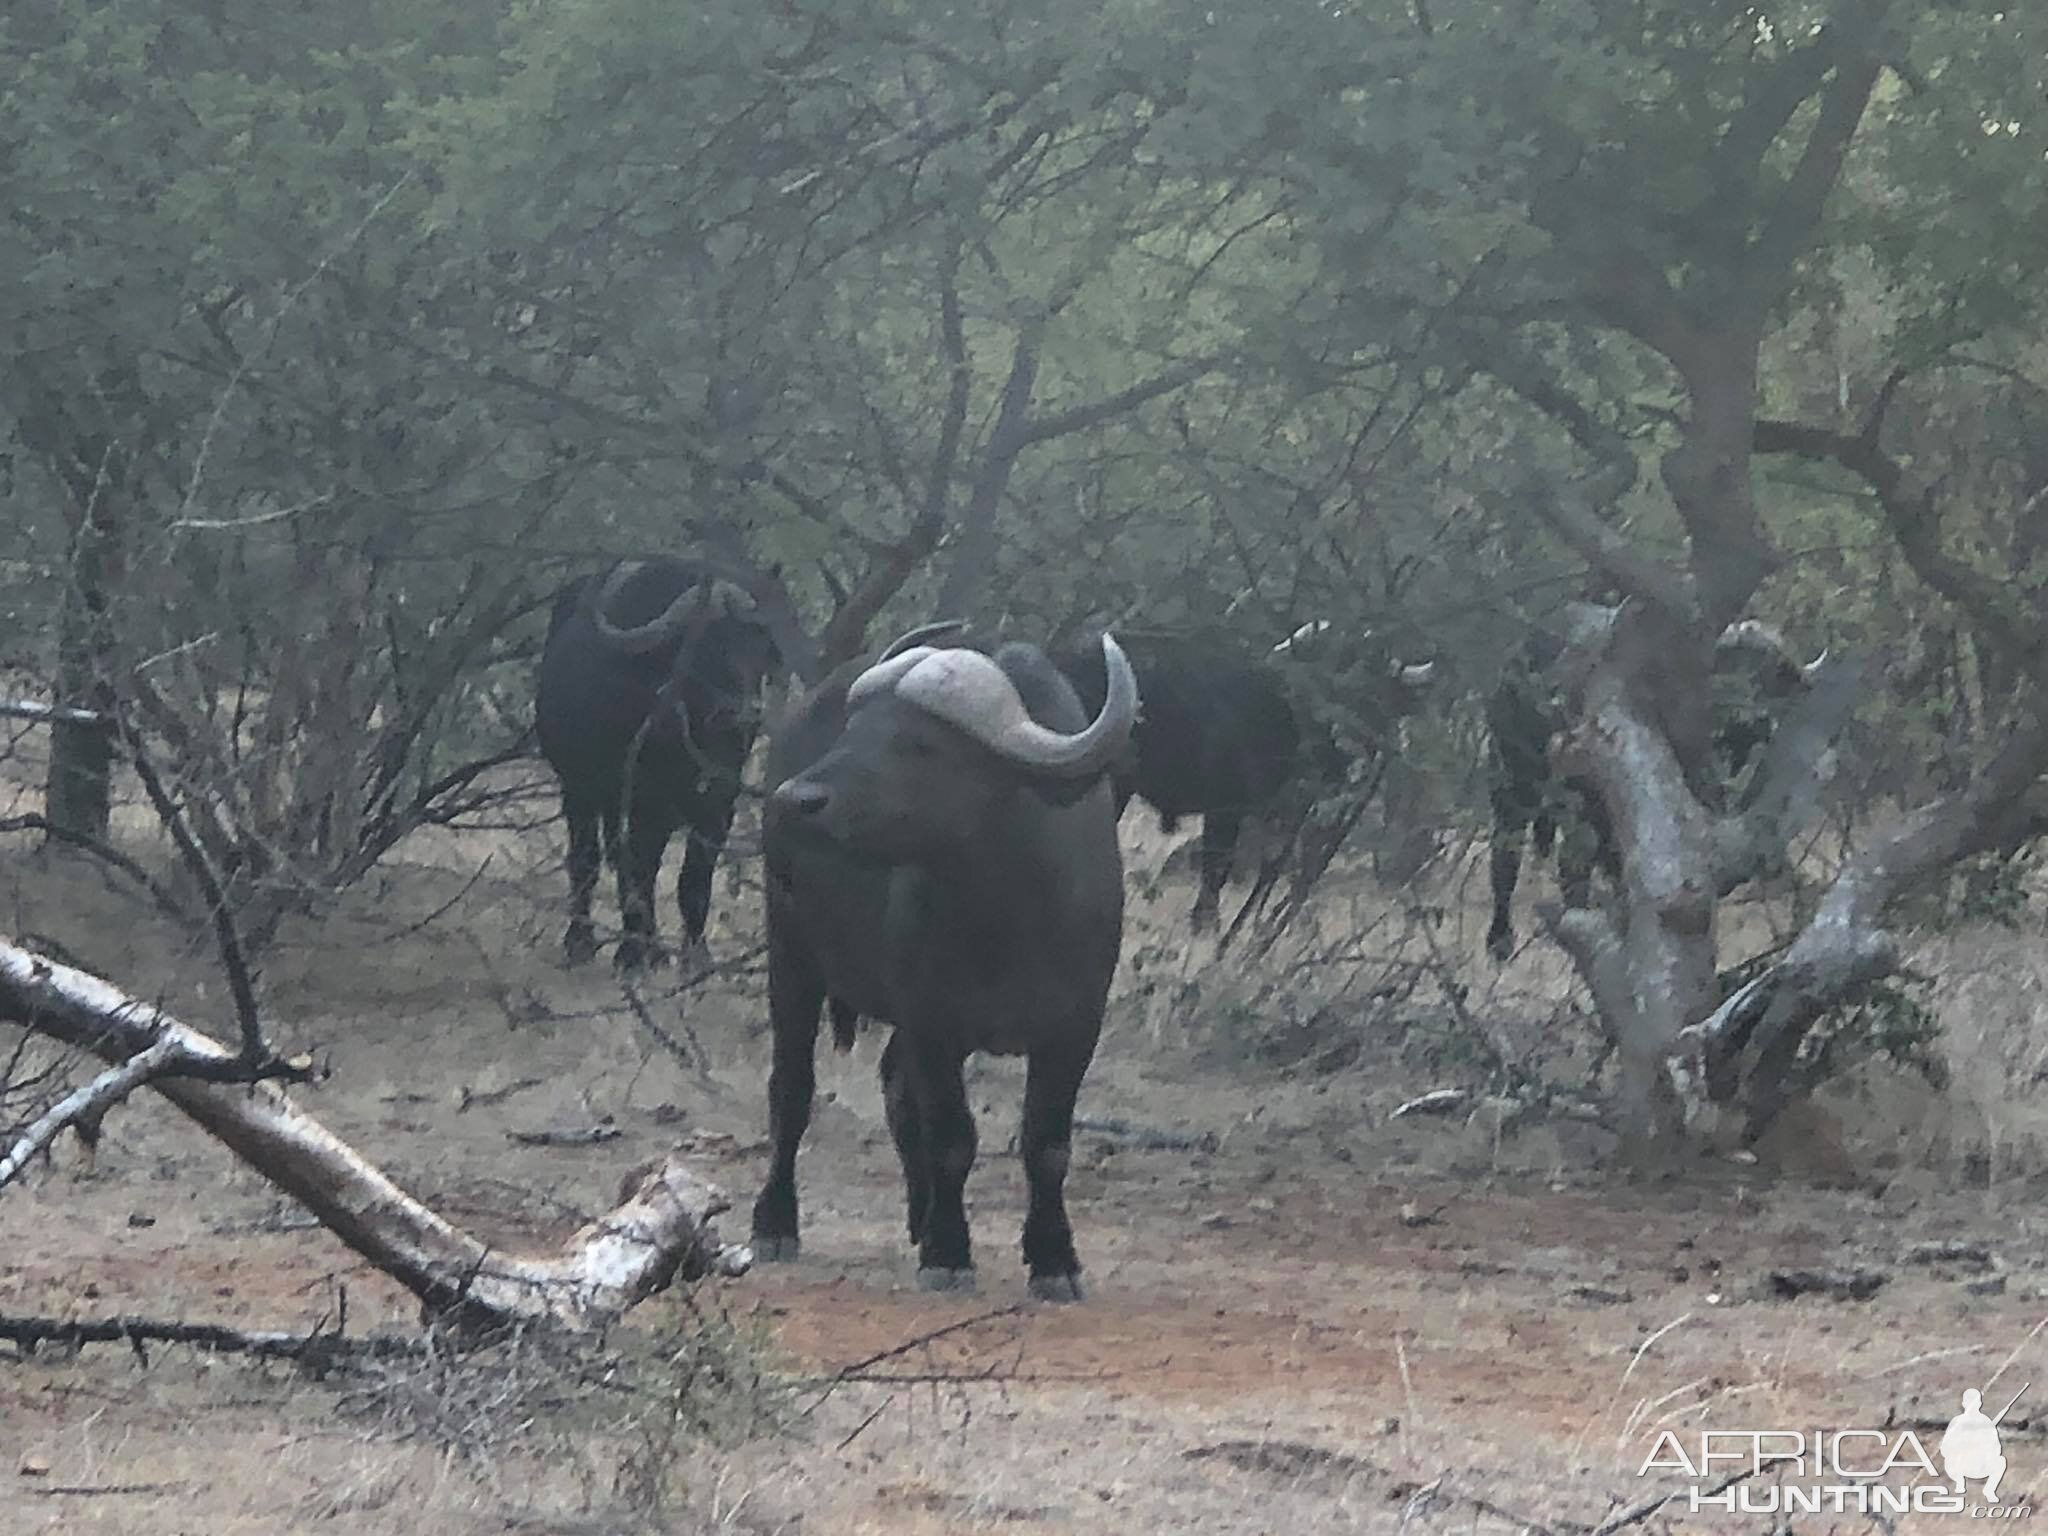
6,800,2048,1535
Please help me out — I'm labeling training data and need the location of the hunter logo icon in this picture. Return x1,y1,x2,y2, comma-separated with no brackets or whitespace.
1941,1385,2025,1502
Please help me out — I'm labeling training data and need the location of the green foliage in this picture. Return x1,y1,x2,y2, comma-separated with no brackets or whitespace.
2,0,2041,1137
1797,974,1948,1096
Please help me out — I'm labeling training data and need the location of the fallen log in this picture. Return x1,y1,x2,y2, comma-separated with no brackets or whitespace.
0,940,750,1332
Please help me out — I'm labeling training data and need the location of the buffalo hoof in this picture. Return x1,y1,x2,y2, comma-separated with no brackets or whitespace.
916,1266,978,1294
752,1235,801,1263
613,942,670,976
564,929,598,968
1027,1273,1086,1304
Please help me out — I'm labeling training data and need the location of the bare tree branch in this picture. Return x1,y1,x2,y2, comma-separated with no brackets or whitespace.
1753,417,2048,660
0,814,191,927
0,1030,181,1189
934,326,1044,614
1464,344,1695,615
0,941,750,1330
117,719,267,1062
1739,43,1883,319
0,701,109,728
1705,26,1852,220
1018,354,1220,449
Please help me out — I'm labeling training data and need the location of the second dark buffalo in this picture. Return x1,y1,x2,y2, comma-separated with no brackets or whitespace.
1485,620,1820,960
1056,629,1431,930
535,557,791,970
752,625,1137,1300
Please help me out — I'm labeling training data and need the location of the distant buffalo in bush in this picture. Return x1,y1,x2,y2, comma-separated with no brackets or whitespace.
1055,626,1433,930
535,556,809,971
1485,619,1822,960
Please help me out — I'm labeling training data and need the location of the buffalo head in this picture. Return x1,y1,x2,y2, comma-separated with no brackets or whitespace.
769,634,1138,865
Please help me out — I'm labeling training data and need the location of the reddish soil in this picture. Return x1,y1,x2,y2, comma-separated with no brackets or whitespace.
4,832,2047,1534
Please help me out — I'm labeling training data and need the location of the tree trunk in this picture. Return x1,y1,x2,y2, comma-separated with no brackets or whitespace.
1551,608,1724,1145
44,491,122,840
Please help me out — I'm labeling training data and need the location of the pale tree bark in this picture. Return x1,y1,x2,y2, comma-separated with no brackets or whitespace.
1546,608,1864,1142
1667,397,2048,1141
1678,706,2048,1143
0,941,749,1332
1474,24,1894,1146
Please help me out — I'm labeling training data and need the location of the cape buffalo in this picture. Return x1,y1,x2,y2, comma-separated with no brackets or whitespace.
751,625,1137,1301
1055,629,1432,930
1485,619,1820,960
535,557,797,970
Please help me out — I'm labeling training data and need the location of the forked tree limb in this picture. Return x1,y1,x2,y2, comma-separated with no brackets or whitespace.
1678,692,2048,1137
0,941,750,1331
0,1030,182,1187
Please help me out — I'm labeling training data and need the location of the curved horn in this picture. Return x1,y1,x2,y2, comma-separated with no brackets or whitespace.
1271,619,1332,656
848,645,941,707
876,619,972,665
891,635,1140,779
1396,660,1437,687
1801,647,1831,683
1715,618,1788,657
591,564,750,656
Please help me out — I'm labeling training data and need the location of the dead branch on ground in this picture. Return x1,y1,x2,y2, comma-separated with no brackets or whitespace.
0,940,750,1332
0,1311,427,1368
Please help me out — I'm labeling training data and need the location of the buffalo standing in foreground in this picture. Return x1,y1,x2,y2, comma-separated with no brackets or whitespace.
1485,619,1822,960
1056,628,1432,930
751,626,1138,1300
536,557,796,970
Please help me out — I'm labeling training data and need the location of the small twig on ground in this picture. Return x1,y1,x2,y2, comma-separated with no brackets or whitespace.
24,1483,187,1499
0,1312,425,1366
835,1398,893,1451
1766,1266,1886,1302
619,977,718,1091
1591,1465,1765,1535
799,1307,1025,1412
1073,1115,1218,1152
376,856,495,945
505,1118,623,1148
456,1076,545,1112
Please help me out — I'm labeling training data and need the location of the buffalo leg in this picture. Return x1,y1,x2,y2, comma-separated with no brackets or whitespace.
1485,780,1531,961
1557,777,1613,912
675,789,739,954
906,1033,977,1290
750,932,825,1262
562,791,603,967
1191,811,1240,932
1019,1036,1094,1302
878,1031,929,1246
828,997,859,1051
1486,836,1523,961
614,809,671,972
